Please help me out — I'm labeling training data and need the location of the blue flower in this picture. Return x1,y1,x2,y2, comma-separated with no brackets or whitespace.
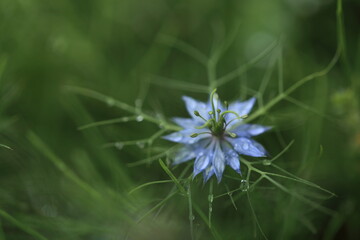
163,90,271,183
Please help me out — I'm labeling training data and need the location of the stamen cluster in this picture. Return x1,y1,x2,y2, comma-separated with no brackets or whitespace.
191,90,248,140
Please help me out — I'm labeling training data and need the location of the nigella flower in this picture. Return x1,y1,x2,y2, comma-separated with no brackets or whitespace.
163,89,271,183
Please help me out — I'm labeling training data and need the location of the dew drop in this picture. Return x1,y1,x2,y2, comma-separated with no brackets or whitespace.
209,206,213,212
135,98,142,108
262,159,271,166
240,179,249,192
136,115,144,122
242,142,250,150
115,142,124,150
106,98,115,107
208,194,214,203
189,215,195,221
171,132,183,142
136,141,145,149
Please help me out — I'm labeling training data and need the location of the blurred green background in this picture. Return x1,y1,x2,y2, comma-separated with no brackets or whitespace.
1,0,360,239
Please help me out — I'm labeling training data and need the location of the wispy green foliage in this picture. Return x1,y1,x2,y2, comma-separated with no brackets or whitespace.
1,0,359,239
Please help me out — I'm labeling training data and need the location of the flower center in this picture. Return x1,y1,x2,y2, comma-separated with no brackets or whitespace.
191,89,248,139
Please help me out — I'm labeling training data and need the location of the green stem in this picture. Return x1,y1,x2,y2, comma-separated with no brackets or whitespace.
65,86,181,131
232,44,341,128
0,209,48,240
187,184,194,240
209,89,218,119
208,59,217,93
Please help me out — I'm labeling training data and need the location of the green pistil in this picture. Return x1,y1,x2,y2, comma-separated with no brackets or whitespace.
210,89,217,119
196,119,215,129
220,110,240,119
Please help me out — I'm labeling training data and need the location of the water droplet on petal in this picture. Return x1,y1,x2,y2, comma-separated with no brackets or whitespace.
171,132,183,142
106,98,115,107
262,159,271,166
115,142,124,150
242,142,250,150
136,115,144,122
240,179,249,192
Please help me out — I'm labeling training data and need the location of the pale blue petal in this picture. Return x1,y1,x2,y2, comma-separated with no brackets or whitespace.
212,142,225,182
182,96,210,120
172,139,211,165
228,157,240,173
227,137,267,157
162,129,208,144
193,153,211,177
172,146,198,165
172,117,199,128
222,98,256,128
229,97,256,116
231,124,271,137
203,166,215,183
222,144,241,173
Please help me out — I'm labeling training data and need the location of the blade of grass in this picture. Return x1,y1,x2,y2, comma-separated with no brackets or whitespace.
270,164,336,197
27,131,102,200
216,40,278,87
136,191,178,223
336,0,350,75
103,129,166,149
128,180,177,195
0,209,48,240
278,43,284,93
0,144,12,150
192,203,222,240
127,146,177,167
157,35,208,66
285,96,333,122
208,180,214,229
247,192,268,240
264,176,335,215
251,140,294,164
78,116,137,130
225,185,237,210
233,43,340,128
187,184,194,240
159,159,186,195
65,86,181,131
0,56,7,85
0,219,5,240
149,75,209,93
